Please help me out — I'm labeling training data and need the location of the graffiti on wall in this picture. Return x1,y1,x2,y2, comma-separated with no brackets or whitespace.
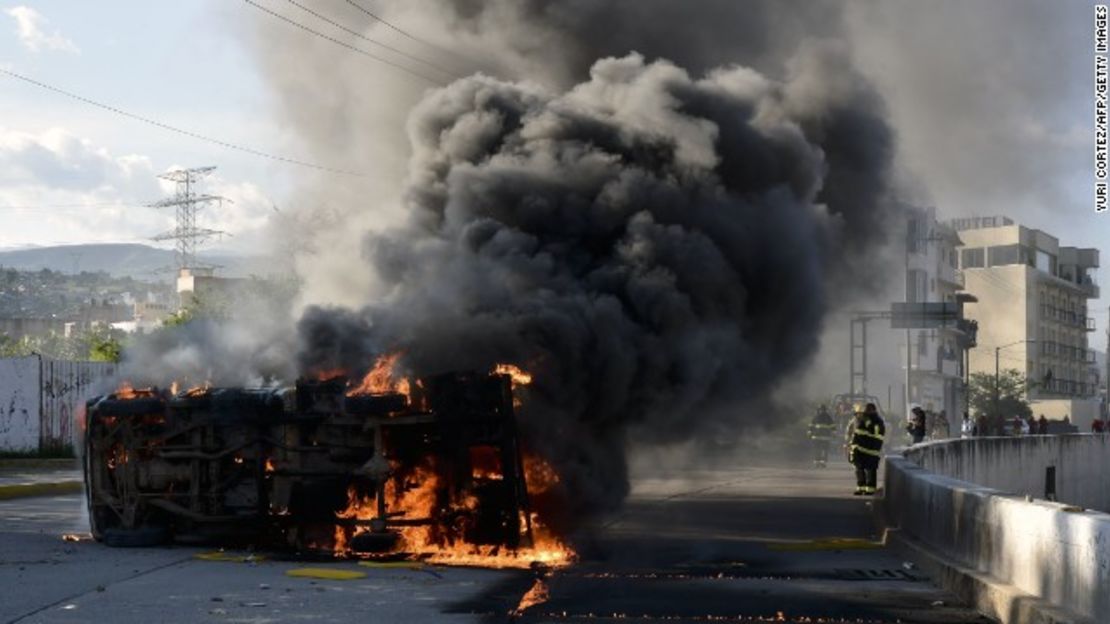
0,356,117,453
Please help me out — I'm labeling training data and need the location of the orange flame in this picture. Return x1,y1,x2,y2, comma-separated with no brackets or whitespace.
333,455,574,569
493,363,533,387
347,352,411,399
511,578,550,615
114,381,155,400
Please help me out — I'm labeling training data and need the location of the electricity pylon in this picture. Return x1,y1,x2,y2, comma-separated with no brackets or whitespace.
148,166,229,271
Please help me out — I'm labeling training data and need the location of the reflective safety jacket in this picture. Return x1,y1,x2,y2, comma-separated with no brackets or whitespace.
808,411,837,441
849,413,886,457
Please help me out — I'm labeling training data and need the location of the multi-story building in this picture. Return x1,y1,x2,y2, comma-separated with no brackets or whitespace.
903,206,971,426
176,268,244,310
1093,350,1107,419
948,216,1101,426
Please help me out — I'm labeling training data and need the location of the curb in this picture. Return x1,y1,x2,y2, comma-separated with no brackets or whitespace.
0,481,83,501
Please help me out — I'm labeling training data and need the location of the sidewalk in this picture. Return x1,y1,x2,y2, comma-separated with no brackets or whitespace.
0,458,82,500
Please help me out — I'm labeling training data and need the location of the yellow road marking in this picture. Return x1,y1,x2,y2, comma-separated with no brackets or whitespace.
285,567,367,580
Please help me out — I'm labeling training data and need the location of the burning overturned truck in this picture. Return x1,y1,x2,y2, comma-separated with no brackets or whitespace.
82,360,571,567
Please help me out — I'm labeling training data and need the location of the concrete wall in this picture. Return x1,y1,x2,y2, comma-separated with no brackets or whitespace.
40,358,117,452
906,435,1110,512
884,436,1110,622
0,356,117,453
0,357,42,451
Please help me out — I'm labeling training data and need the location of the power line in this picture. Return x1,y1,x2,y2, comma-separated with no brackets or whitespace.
242,0,444,86
280,0,456,79
0,202,141,211
344,0,466,65
0,68,364,177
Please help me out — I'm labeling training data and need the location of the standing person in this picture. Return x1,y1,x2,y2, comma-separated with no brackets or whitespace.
808,404,837,468
907,406,927,445
935,410,951,439
975,413,989,437
1037,414,1049,435
848,403,885,496
961,412,975,438
1092,418,1105,434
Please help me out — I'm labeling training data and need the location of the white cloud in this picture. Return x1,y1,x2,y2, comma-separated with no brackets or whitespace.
0,127,275,252
5,6,79,54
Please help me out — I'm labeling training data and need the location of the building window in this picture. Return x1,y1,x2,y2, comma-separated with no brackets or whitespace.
988,244,1020,266
1036,250,1054,274
961,248,985,268
906,269,927,303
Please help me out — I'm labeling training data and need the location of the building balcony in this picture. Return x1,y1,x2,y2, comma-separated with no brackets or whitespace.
1040,304,1095,331
1038,341,1095,363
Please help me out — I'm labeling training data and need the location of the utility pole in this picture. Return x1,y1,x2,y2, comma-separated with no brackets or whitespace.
995,340,1034,421
999,341,1007,419
148,167,228,271
905,222,913,419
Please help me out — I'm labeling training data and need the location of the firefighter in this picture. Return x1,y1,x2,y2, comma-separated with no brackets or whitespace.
808,404,837,468
848,403,885,496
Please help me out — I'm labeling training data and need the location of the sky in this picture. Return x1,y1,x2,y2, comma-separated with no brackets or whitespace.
0,2,1107,319
0,1,286,252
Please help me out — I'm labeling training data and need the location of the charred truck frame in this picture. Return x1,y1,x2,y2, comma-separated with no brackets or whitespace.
83,371,535,555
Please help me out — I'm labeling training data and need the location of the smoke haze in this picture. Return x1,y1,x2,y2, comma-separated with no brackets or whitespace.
280,1,896,514
129,0,1091,517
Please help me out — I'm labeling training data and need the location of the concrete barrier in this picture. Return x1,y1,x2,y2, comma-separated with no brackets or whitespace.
882,436,1110,624
906,435,1110,511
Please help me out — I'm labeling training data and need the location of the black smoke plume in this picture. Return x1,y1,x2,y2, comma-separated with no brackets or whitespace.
297,47,894,516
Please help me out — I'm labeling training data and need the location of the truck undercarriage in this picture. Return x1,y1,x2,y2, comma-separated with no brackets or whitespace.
83,371,546,563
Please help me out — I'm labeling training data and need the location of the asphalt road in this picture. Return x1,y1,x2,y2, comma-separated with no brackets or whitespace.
0,458,991,624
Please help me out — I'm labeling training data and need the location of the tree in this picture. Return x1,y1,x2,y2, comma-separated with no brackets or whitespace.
161,307,196,328
0,333,30,357
968,369,1032,420
88,331,123,363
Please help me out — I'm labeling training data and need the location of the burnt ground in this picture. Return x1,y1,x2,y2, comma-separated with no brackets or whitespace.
0,458,990,623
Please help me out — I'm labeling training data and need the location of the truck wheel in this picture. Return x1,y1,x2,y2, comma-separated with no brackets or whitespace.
83,421,114,541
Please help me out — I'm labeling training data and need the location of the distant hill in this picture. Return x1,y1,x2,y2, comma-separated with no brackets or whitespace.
0,244,259,280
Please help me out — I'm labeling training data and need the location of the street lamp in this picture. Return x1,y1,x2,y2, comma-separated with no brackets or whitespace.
995,339,1035,421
